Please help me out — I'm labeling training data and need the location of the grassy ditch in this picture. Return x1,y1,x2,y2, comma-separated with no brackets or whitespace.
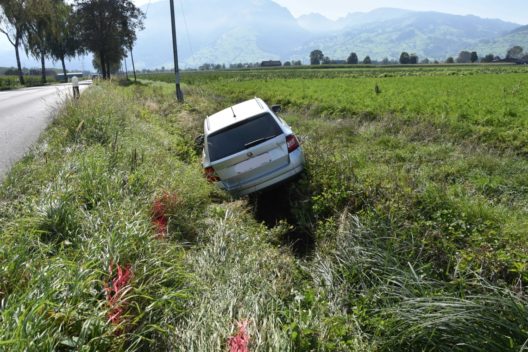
1,77,527,351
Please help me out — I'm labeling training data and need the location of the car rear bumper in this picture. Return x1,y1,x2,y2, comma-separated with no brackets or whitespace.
221,148,305,196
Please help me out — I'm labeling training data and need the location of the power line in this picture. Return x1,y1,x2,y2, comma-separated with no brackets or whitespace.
179,0,194,62
145,0,152,17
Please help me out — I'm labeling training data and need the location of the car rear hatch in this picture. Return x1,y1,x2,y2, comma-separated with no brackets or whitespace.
207,113,290,190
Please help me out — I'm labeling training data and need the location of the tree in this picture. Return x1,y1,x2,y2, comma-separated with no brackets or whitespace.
347,52,358,64
446,57,455,64
470,51,479,63
399,52,410,64
25,0,55,84
456,51,472,63
4,67,21,75
75,0,144,79
363,56,371,64
283,61,291,66
92,54,120,75
409,53,418,64
309,49,324,65
506,46,523,59
381,57,389,65
0,0,29,84
48,0,82,82
119,3,143,83
421,58,430,64
481,53,494,63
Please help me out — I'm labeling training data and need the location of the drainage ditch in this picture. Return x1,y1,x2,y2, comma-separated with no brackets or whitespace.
249,183,315,258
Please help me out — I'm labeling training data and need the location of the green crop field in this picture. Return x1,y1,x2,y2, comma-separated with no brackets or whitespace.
1,65,527,351
146,65,528,154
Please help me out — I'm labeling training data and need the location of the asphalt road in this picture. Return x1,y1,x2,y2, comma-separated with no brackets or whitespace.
0,81,91,182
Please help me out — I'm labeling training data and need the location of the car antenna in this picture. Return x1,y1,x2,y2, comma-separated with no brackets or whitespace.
231,106,237,118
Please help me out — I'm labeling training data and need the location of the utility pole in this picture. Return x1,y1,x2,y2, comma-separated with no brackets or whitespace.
124,56,129,80
169,0,184,102
129,46,137,83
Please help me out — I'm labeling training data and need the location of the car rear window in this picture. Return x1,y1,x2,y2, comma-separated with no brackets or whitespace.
207,113,283,162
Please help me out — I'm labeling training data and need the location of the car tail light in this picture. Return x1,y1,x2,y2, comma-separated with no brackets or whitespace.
204,166,220,182
286,134,300,153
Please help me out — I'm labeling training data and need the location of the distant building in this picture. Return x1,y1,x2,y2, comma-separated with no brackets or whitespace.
260,60,282,67
56,72,83,81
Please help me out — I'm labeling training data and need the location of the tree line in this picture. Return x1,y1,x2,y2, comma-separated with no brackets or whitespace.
310,46,528,66
197,61,303,70
0,0,144,85
451,46,528,63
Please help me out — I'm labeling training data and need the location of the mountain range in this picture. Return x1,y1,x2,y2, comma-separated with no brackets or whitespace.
0,0,526,70
294,9,522,62
131,1,528,67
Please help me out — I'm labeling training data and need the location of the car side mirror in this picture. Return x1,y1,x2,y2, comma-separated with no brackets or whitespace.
271,105,282,114
194,134,205,148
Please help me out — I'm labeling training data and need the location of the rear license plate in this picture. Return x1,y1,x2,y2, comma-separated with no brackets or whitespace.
234,153,271,174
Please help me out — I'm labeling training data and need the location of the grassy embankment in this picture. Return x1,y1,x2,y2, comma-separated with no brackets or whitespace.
1,65,527,351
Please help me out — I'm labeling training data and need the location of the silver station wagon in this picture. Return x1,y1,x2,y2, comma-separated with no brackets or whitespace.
202,98,305,196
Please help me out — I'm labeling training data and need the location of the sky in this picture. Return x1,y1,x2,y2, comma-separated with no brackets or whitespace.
1,0,527,67
134,0,528,24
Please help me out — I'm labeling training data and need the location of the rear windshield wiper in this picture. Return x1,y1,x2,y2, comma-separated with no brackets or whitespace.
244,135,278,149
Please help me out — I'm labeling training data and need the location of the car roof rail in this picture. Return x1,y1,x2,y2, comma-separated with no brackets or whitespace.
254,97,264,110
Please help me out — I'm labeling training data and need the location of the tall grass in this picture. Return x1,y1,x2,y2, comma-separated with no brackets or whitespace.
311,212,528,351
282,110,528,286
168,200,369,351
0,82,201,350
